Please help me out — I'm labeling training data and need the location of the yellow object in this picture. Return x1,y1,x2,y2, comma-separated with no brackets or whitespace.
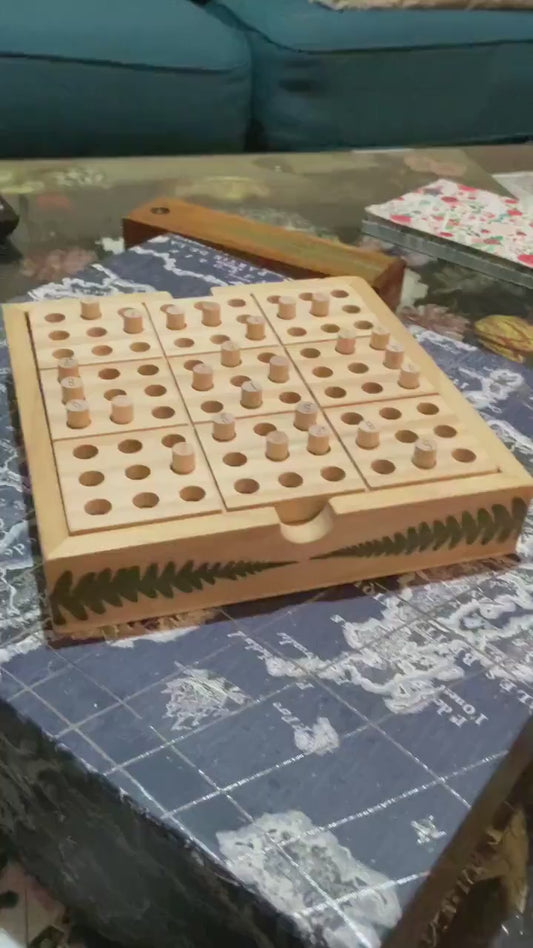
475,315,533,363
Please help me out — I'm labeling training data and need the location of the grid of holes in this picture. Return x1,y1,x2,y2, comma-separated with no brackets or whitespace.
296,344,410,401
159,298,266,350
71,432,207,516
43,309,154,359
263,288,375,339
337,400,477,477
94,363,178,422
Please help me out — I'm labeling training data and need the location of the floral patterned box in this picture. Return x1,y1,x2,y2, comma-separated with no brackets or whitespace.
364,179,533,290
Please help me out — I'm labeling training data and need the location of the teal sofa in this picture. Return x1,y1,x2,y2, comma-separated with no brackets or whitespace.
1,0,532,156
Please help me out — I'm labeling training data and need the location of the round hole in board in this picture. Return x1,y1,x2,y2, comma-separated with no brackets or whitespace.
98,367,120,380
184,360,203,372
321,466,346,482
341,411,363,426
49,330,70,341
104,388,127,401
133,492,159,508
44,312,66,323
288,327,306,337
355,320,373,330
84,498,112,515
453,448,477,463
234,478,260,494
223,452,247,467
126,464,150,480
92,345,113,357
257,352,276,364
267,295,280,304
362,382,383,394
180,486,206,502
144,384,167,397
300,348,321,359
174,338,194,348
380,406,401,420
299,292,313,301
73,444,98,459
231,375,251,388
137,364,159,376
227,298,246,307
254,422,276,436
348,362,369,375
371,459,396,475
211,334,230,344
313,366,333,378
130,342,150,353
321,324,340,334
279,391,301,404
161,433,186,448
78,470,104,486
201,400,224,414
330,289,349,298
417,402,439,415
152,406,175,419
279,472,303,488
395,429,418,443
434,424,457,439
342,304,361,314
325,386,346,399
53,348,74,360
118,439,142,453
86,326,107,338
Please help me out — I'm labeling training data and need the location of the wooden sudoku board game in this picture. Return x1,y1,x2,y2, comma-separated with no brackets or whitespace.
4,277,533,641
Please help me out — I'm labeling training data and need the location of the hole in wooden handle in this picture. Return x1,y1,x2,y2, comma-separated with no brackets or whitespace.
278,504,335,545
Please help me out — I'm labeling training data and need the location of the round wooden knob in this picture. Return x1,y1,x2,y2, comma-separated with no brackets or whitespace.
246,315,266,341
57,356,80,380
356,420,380,449
294,401,318,431
399,362,421,389
220,340,241,367
165,304,186,330
212,412,236,442
240,380,263,409
277,296,296,320
80,299,101,320
122,308,144,334
66,398,90,429
192,363,214,391
266,430,289,461
201,301,221,327
413,437,437,469
61,376,84,404
370,325,390,350
310,292,329,317
268,355,290,383
307,424,330,456
384,343,404,369
172,442,196,474
335,329,356,355
110,394,133,425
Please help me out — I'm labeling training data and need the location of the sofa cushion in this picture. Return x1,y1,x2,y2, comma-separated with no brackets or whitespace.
0,0,251,156
210,0,533,149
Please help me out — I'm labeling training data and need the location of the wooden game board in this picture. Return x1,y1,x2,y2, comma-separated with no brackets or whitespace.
4,279,532,641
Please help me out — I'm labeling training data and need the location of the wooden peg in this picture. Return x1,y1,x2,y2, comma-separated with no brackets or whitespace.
212,412,236,442
370,325,390,350
310,292,329,317
240,380,263,409
122,308,144,334
413,437,437,469
246,315,266,341
356,420,380,449
80,299,101,320
57,356,79,380
266,430,289,461
165,304,186,330
110,394,133,425
307,424,330,456
277,296,296,320
201,301,221,327
61,376,84,404
335,329,356,355
294,401,318,431
66,399,90,429
399,362,421,389
220,340,241,367
268,355,290,383
192,363,214,391
172,441,196,474
384,343,404,369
